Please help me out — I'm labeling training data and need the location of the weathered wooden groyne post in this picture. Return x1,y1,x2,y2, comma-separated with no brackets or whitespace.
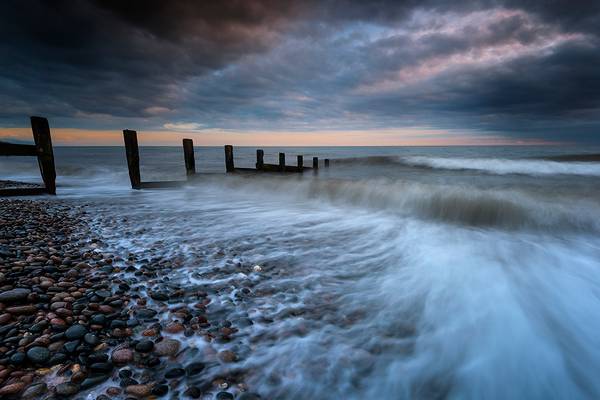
279,153,285,172
182,138,195,177
224,145,235,172
31,116,56,194
0,116,56,195
123,130,141,189
324,158,330,168
256,149,264,170
221,145,324,174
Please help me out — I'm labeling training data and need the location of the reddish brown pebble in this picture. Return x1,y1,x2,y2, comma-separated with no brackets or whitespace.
0,382,25,396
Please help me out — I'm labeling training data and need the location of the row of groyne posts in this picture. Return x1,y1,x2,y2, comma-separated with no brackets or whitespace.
0,117,330,195
123,129,330,189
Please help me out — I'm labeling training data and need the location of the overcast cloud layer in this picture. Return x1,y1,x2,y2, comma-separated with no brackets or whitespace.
1,0,599,143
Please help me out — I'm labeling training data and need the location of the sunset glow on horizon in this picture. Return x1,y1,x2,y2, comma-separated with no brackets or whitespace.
0,127,557,147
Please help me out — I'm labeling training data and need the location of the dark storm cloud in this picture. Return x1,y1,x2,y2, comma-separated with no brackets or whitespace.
0,0,599,142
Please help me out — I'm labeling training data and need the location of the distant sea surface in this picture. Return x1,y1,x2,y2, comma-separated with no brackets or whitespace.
3,145,600,399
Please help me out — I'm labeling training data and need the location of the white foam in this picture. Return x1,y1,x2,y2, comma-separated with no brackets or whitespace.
403,156,600,176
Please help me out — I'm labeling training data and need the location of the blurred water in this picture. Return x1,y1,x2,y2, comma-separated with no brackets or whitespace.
3,145,600,399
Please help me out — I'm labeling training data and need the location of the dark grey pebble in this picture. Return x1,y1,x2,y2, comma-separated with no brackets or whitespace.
135,339,154,353
21,382,47,399
80,374,110,389
185,362,205,376
90,362,113,372
64,340,80,353
0,288,30,303
9,352,25,365
65,324,87,340
95,290,111,298
135,308,158,319
165,367,185,379
238,393,262,400
150,292,169,301
152,384,169,396
84,333,100,346
49,353,68,365
118,368,132,379
55,382,80,396
87,352,109,364
90,314,106,325
26,346,50,364
216,392,234,400
184,386,202,398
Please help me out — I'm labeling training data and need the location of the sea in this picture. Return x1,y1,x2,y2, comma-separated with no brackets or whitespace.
2,145,600,399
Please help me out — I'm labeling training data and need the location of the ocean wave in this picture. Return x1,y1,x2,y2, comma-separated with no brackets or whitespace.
210,176,600,232
400,156,600,176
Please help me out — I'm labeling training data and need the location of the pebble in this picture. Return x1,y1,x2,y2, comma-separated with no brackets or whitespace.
65,324,87,340
153,338,180,357
165,367,185,379
218,350,238,363
21,382,47,399
135,339,154,353
0,382,25,396
216,392,235,400
0,288,31,303
55,382,80,396
238,393,262,400
111,348,134,364
125,384,153,397
185,362,205,375
5,305,37,314
26,346,51,365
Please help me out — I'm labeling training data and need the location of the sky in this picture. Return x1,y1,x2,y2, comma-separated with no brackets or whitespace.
0,0,599,146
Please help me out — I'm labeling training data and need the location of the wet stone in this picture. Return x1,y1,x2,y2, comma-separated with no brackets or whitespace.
237,393,262,400
9,351,26,365
26,346,51,365
125,384,153,397
80,374,110,389
21,382,47,399
84,333,100,346
165,367,185,379
216,392,235,400
55,382,80,396
0,382,25,396
65,324,87,340
111,348,134,364
151,384,169,396
64,340,80,353
185,362,205,376
0,288,31,303
135,339,154,353
153,338,180,357
135,308,157,319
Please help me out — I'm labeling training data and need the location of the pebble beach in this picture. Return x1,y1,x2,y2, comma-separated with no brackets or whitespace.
0,199,259,399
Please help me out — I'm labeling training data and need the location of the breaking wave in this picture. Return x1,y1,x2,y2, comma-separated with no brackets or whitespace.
400,156,600,177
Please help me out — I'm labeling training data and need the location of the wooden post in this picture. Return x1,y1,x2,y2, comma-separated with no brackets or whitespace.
324,158,330,168
30,116,56,195
313,157,319,171
224,145,235,172
123,130,141,189
182,139,195,177
279,153,285,172
256,149,264,170
297,155,303,172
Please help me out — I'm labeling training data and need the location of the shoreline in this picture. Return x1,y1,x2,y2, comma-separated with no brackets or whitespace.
0,199,260,399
